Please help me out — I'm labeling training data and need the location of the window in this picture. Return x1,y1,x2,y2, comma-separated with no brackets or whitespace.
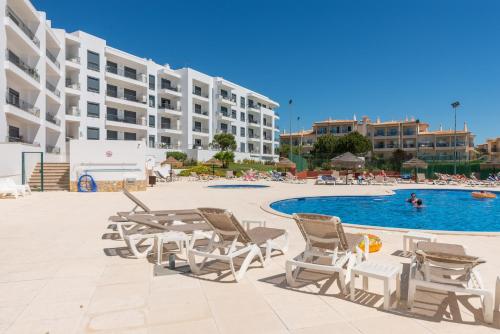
124,132,136,141
220,123,228,133
240,96,245,108
107,130,118,140
240,142,245,153
231,126,237,135
106,107,118,121
87,51,100,71
161,78,171,89
220,89,228,98
194,121,202,131
87,76,100,93
124,66,136,80
8,125,20,141
7,88,20,107
87,127,99,140
161,136,171,147
161,117,171,129
240,112,245,122
148,135,155,148
194,104,202,114
194,138,202,147
106,84,117,97
240,127,245,137
193,85,201,96
231,93,236,102
123,88,136,101
106,61,117,74
149,75,155,90
221,106,228,115
149,95,155,108
231,110,236,119
124,110,136,124
149,115,155,128
87,102,100,118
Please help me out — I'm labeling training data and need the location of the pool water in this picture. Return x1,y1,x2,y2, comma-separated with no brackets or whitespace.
208,184,270,189
270,189,500,232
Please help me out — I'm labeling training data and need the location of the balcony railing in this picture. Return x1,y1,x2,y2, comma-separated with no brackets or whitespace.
436,143,450,148
160,83,180,92
193,90,209,98
387,131,399,136
248,119,260,125
194,110,209,116
106,114,146,125
6,136,39,146
65,79,80,89
66,56,80,64
418,143,434,148
45,113,60,126
386,144,399,149
106,66,146,83
159,104,181,112
374,132,386,137
6,6,40,47
46,145,61,154
218,94,236,103
106,90,147,104
403,130,416,136
157,143,182,150
248,134,260,139
192,144,209,150
46,81,60,97
403,144,416,148
5,90,40,117
248,104,261,110
160,124,182,131
46,50,60,68
192,127,209,134
66,107,81,116
6,50,40,82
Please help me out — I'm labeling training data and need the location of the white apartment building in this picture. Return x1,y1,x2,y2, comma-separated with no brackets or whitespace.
0,0,280,164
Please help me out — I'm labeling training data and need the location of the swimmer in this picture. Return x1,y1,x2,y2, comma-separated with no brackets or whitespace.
407,193,417,203
413,199,424,208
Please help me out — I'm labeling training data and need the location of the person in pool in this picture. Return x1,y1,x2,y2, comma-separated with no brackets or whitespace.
407,193,417,203
413,199,424,208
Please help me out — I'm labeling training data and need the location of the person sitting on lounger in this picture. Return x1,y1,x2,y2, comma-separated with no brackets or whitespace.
407,193,417,203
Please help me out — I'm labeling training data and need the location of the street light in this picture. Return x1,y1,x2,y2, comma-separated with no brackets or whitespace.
451,101,460,174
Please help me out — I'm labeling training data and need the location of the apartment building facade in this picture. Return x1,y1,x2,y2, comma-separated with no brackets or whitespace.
281,116,475,161
478,137,500,161
0,0,280,163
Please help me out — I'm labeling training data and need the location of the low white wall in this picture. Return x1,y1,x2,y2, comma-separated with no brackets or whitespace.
185,149,253,162
69,140,147,182
0,143,43,184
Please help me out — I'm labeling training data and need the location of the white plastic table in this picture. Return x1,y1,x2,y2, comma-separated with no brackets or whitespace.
350,261,401,310
155,231,190,267
403,231,437,252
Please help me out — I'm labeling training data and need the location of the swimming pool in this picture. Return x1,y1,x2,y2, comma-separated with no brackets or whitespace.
208,184,270,189
270,189,500,232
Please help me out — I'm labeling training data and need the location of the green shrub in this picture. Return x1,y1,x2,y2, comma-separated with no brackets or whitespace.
178,165,211,176
166,151,187,161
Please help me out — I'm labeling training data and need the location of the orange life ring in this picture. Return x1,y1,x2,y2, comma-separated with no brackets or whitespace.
358,234,382,253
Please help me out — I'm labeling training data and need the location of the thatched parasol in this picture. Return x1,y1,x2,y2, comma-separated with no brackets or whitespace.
276,157,296,171
203,158,223,175
161,156,183,168
402,157,428,169
330,152,365,169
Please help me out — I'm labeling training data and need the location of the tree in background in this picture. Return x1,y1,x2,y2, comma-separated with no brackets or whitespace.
279,144,301,157
211,133,237,151
390,149,410,171
166,151,187,161
310,132,372,168
335,132,372,155
211,133,237,168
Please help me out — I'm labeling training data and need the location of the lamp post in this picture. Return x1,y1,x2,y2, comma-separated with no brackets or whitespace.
288,99,293,160
451,101,460,175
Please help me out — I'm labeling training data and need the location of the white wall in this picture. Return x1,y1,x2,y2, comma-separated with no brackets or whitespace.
0,143,43,184
69,139,146,182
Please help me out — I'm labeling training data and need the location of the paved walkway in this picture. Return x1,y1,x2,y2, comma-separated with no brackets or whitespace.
0,180,499,333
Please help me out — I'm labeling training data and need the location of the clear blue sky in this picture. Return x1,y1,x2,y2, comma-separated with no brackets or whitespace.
34,0,500,143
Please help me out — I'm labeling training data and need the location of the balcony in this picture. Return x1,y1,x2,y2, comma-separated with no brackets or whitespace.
385,144,399,149
192,90,209,99
106,66,147,83
158,103,181,113
194,110,209,117
5,91,40,117
66,106,81,117
106,114,146,126
387,131,399,137
46,50,60,69
418,143,434,148
247,104,261,111
6,6,40,48
6,135,39,146
46,81,61,98
192,127,209,134
192,144,209,150
403,143,416,148
403,130,416,136
248,133,260,140
6,50,40,82
248,119,260,126
106,90,147,107
46,145,61,154
160,83,181,92
436,142,450,148
160,124,182,131
374,131,386,137
45,113,60,126
218,94,236,105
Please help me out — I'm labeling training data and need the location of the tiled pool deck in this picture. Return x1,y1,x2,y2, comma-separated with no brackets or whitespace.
0,181,499,333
